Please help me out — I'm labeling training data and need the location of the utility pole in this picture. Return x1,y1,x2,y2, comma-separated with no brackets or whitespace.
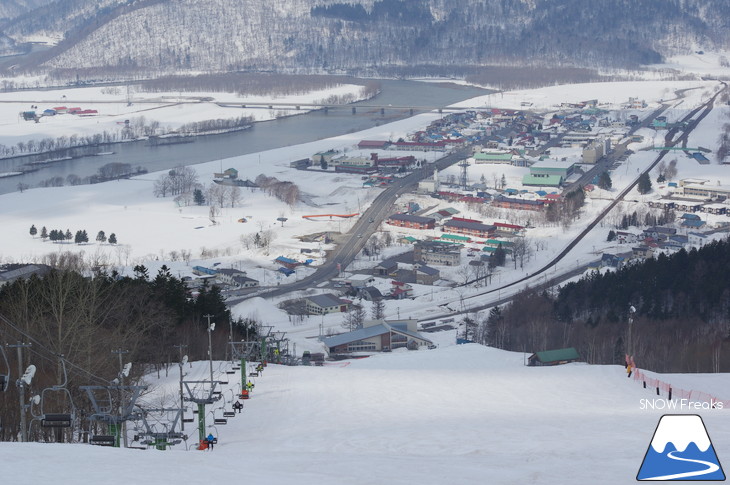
112,348,129,448
204,315,215,385
174,344,188,431
9,343,31,442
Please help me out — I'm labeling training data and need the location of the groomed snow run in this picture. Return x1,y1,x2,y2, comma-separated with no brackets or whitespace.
2,343,728,484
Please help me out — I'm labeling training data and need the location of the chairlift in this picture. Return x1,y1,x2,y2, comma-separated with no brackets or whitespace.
213,418,227,425
39,359,75,429
183,417,195,423
0,346,9,392
222,411,236,418
225,370,235,375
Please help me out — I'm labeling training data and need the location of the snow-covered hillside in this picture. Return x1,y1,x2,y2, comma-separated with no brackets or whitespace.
2,343,728,484
7,0,730,72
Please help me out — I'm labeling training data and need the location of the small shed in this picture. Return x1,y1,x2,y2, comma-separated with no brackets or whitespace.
528,347,580,366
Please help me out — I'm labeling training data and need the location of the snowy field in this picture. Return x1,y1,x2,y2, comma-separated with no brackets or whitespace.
2,343,729,484
0,82,368,147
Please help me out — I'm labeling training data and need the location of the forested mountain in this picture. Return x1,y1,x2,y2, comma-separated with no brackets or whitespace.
0,0,55,23
2,0,730,74
484,238,730,373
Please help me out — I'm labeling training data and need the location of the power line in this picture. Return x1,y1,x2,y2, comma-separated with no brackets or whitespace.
0,313,111,385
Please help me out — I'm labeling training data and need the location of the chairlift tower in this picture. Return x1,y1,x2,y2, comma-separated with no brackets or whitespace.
134,407,186,450
182,380,221,447
80,384,146,447
229,341,257,391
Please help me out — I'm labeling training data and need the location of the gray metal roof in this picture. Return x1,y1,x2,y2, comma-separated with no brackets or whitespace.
443,219,496,232
321,323,433,349
306,293,345,308
416,265,439,276
388,213,435,224
321,324,389,348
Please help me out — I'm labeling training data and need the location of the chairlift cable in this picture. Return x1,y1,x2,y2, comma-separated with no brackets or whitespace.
0,313,112,385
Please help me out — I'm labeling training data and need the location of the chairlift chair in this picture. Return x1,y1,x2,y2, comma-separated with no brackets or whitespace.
89,435,116,446
39,359,76,428
213,418,227,425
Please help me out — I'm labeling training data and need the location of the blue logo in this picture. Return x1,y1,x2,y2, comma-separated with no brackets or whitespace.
637,414,725,481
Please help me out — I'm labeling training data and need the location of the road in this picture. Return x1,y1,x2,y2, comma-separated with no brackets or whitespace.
419,83,727,321
226,147,472,305
228,83,725,315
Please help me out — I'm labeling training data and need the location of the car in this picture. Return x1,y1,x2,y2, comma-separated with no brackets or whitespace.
357,234,363,238
369,218,375,223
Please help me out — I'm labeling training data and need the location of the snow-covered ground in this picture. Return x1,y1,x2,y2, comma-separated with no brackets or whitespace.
2,78,729,342
0,82,369,147
3,343,728,484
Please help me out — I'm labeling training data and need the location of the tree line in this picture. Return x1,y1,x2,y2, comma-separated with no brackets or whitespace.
0,260,258,442
473,237,730,373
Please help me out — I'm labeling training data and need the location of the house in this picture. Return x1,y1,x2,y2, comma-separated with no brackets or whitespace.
215,268,248,286
681,218,706,229
442,218,496,238
387,213,436,230
304,294,350,315
374,260,398,276
233,276,259,288
390,281,414,299
616,231,640,244
274,256,299,269
413,240,462,266
528,347,581,366
632,246,654,259
601,253,625,269
321,319,433,353
214,168,239,179
642,226,677,240
688,232,709,248
414,264,440,285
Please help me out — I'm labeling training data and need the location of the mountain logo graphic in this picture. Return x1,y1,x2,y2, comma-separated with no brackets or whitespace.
637,414,726,481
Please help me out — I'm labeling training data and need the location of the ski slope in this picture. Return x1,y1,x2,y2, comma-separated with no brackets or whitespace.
3,342,728,484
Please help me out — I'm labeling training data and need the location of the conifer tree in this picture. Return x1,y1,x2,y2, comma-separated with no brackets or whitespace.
96,230,107,243
108,233,117,244
40,226,48,241
637,172,652,194
30,224,37,238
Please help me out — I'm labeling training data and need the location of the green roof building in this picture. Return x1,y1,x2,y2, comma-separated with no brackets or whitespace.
528,347,581,366
473,151,513,164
